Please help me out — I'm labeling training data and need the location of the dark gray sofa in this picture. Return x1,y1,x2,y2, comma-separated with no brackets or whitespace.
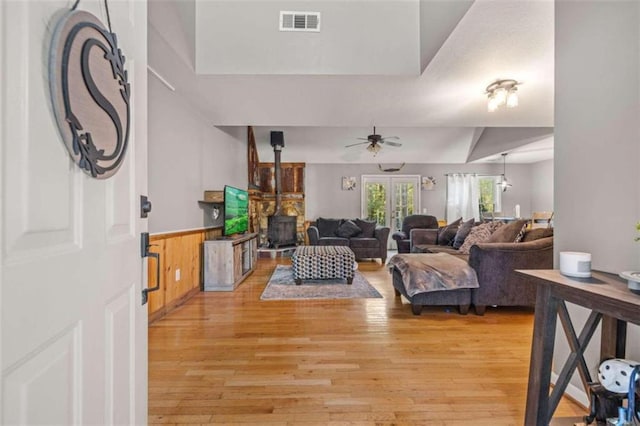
306,218,390,263
394,225,553,315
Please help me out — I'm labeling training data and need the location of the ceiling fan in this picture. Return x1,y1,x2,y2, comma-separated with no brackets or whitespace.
345,126,402,155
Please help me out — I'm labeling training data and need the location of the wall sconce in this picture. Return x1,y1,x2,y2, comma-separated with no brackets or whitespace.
486,79,521,112
421,176,436,190
342,176,356,190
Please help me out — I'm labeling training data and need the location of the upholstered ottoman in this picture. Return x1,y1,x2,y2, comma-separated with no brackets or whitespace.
391,267,471,315
292,246,355,285
388,253,478,316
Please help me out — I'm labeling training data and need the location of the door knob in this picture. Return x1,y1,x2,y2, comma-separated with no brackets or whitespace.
140,195,152,218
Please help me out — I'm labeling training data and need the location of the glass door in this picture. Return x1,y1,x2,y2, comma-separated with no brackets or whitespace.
361,175,420,248
391,177,420,236
362,176,389,225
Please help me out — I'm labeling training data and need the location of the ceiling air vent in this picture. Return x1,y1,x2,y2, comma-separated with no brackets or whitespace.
279,11,320,32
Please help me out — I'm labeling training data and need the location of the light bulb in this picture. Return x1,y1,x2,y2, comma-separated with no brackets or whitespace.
494,88,507,106
488,96,498,112
497,175,512,192
507,90,519,108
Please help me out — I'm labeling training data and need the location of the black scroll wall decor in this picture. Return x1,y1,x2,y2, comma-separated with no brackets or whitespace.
49,0,130,179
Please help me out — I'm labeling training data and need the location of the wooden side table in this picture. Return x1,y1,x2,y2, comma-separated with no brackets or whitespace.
516,269,640,426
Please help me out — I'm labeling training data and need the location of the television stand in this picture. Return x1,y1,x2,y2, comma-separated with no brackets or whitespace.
204,233,258,291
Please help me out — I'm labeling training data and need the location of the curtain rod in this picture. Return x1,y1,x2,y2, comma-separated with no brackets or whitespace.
443,173,499,177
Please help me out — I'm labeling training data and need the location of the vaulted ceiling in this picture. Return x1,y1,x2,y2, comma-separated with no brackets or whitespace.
148,0,554,164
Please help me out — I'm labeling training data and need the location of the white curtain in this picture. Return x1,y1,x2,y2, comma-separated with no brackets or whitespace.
446,174,480,223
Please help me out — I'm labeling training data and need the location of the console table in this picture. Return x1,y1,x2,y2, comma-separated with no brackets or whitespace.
516,269,640,425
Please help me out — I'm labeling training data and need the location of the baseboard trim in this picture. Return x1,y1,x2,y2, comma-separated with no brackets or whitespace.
149,287,200,324
551,371,590,409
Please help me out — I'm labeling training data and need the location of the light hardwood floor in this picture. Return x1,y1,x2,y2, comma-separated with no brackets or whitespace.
149,258,585,425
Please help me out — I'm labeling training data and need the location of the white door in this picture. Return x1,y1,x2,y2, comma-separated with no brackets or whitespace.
1,1,148,424
361,175,420,248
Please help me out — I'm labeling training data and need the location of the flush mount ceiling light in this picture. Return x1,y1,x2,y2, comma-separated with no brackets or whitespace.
498,153,513,192
486,79,521,112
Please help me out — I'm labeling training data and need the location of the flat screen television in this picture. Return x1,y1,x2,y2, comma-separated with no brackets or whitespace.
224,185,249,236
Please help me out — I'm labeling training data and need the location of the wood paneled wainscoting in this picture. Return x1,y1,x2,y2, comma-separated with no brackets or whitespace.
147,227,222,323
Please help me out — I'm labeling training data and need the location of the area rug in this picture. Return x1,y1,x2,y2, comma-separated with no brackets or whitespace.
260,265,383,300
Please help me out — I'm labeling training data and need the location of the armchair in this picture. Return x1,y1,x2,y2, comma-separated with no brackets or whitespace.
391,214,439,253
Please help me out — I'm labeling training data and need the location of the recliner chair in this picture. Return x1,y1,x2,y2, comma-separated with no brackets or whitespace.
391,214,439,253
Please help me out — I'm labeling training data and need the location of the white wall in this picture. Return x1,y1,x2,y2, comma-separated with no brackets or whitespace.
147,5,247,234
147,71,246,234
467,128,554,162
530,159,554,213
554,0,640,406
419,0,473,73
147,0,194,68
306,162,536,221
195,1,420,75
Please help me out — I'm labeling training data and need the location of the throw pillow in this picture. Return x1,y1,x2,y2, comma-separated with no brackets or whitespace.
458,221,503,254
487,219,529,243
335,220,362,238
514,223,528,243
316,217,342,238
522,227,554,242
354,218,377,238
437,217,462,246
452,218,475,249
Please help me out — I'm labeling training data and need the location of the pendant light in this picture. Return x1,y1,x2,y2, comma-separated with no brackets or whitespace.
498,153,512,192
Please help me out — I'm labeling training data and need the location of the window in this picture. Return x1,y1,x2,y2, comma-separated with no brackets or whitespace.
478,176,502,214
446,174,502,222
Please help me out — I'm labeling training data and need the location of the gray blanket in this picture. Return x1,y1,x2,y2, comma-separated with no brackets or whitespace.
388,253,479,297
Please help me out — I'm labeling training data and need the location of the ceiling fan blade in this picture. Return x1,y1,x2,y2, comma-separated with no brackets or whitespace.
383,140,402,147
382,136,399,140
345,141,370,148
356,137,370,141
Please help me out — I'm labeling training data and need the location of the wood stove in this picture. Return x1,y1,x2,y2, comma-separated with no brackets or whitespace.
267,131,297,248
268,215,296,249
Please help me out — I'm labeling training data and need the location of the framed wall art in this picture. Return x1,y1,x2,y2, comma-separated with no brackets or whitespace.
342,176,356,191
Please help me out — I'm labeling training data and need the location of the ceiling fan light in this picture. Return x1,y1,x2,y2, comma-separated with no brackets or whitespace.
346,127,400,154
367,144,381,154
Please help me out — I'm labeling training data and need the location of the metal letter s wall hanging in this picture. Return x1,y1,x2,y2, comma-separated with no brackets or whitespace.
49,1,130,179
